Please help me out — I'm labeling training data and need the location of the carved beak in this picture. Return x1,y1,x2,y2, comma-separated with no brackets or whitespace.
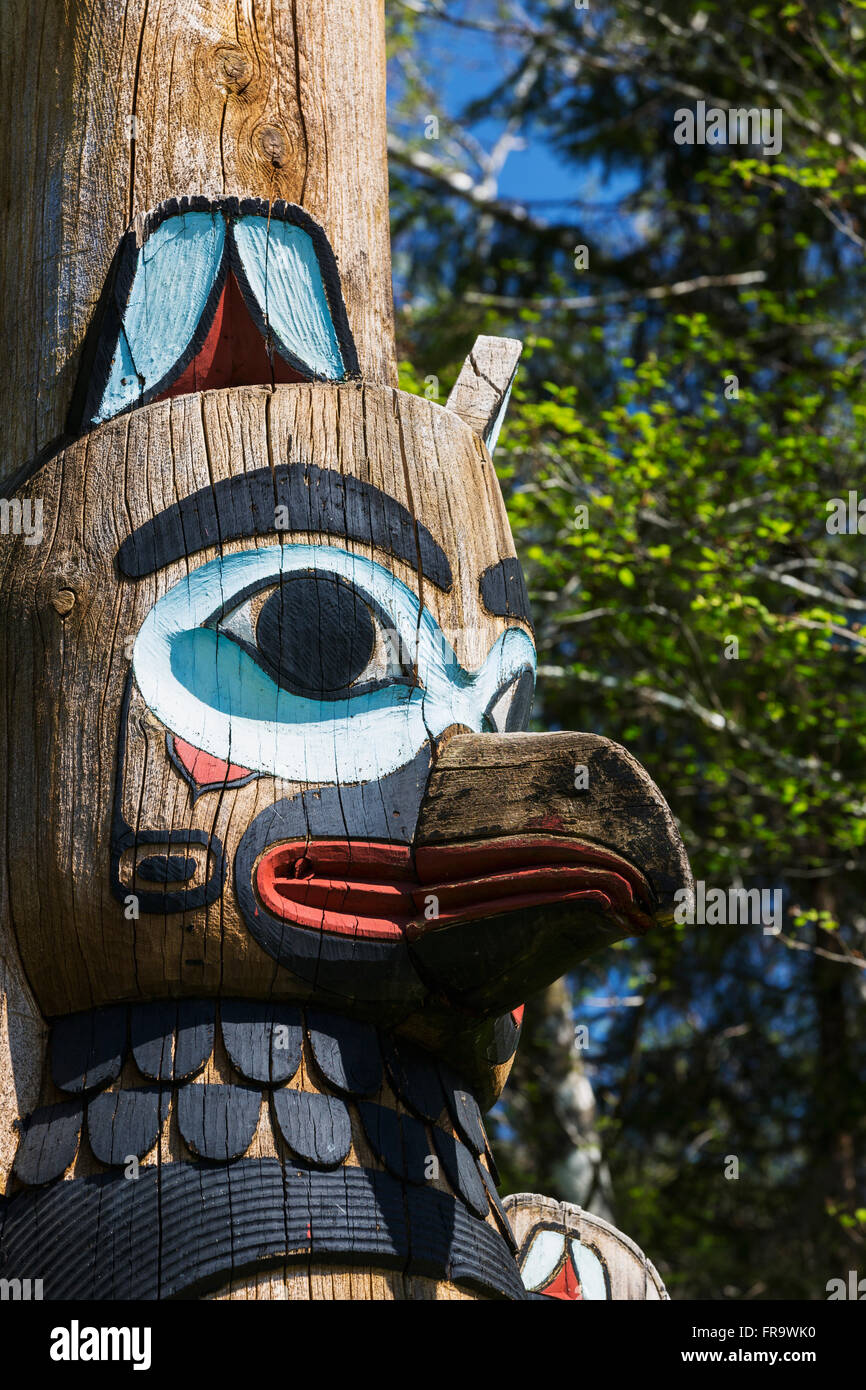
407,730,691,1017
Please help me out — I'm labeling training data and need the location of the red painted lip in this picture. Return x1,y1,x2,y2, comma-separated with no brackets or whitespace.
253,836,655,942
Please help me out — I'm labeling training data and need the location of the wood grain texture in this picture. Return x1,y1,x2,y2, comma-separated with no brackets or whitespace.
0,945,44,1192
204,1266,480,1301
51,1005,126,1093
271,1087,352,1167
130,1000,215,1082
446,335,522,449
0,0,691,1301
86,1084,168,1166
307,1011,383,1095
176,1082,262,1161
416,730,691,909
12,1100,83,1186
2,1010,520,1299
220,999,303,1084
0,383,689,1108
0,0,395,489
381,1036,447,1123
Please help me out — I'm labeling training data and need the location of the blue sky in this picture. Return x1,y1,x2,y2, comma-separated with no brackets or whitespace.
391,14,642,232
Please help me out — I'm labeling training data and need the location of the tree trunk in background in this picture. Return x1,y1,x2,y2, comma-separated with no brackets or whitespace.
504,978,614,1221
812,884,858,1211
0,0,396,491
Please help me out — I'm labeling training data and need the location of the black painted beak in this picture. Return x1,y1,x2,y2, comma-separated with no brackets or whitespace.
409,731,691,1018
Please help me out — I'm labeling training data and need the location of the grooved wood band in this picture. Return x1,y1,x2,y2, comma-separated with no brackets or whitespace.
0,1161,527,1302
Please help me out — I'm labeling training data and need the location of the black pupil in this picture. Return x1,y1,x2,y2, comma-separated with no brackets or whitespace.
255,574,376,694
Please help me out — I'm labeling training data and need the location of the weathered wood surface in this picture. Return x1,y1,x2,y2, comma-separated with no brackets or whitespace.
2,1001,515,1300
417,730,691,908
0,938,44,1191
446,335,523,452
504,1192,668,1300
0,383,688,1109
0,0,395,491
204,1269,478,1300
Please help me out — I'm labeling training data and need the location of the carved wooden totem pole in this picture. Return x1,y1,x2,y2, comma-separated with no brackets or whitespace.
0,1,689,1300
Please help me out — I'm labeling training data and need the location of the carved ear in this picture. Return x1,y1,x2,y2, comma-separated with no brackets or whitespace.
446,335,522,456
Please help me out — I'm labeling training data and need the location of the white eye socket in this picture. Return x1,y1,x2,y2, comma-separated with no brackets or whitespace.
520,1230,566,1291
570,1240,609,1300
211,569,412,700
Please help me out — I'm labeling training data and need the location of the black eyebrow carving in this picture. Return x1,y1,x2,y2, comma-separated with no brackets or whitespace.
115,462,453,590
479,558,532,625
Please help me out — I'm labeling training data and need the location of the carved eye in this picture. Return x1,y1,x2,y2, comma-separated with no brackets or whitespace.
212,571,410,700
132,544,536,786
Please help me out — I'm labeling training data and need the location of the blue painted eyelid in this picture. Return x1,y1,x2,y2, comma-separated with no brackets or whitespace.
232,218,345,380
95,211,347,424
98,214,226,423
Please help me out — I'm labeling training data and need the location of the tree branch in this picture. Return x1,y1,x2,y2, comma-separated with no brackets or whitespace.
465,270,767,311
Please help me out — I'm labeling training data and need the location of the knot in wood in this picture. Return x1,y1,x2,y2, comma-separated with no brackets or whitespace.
258,125,287,167
212,46,253,94
51,588,76,616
